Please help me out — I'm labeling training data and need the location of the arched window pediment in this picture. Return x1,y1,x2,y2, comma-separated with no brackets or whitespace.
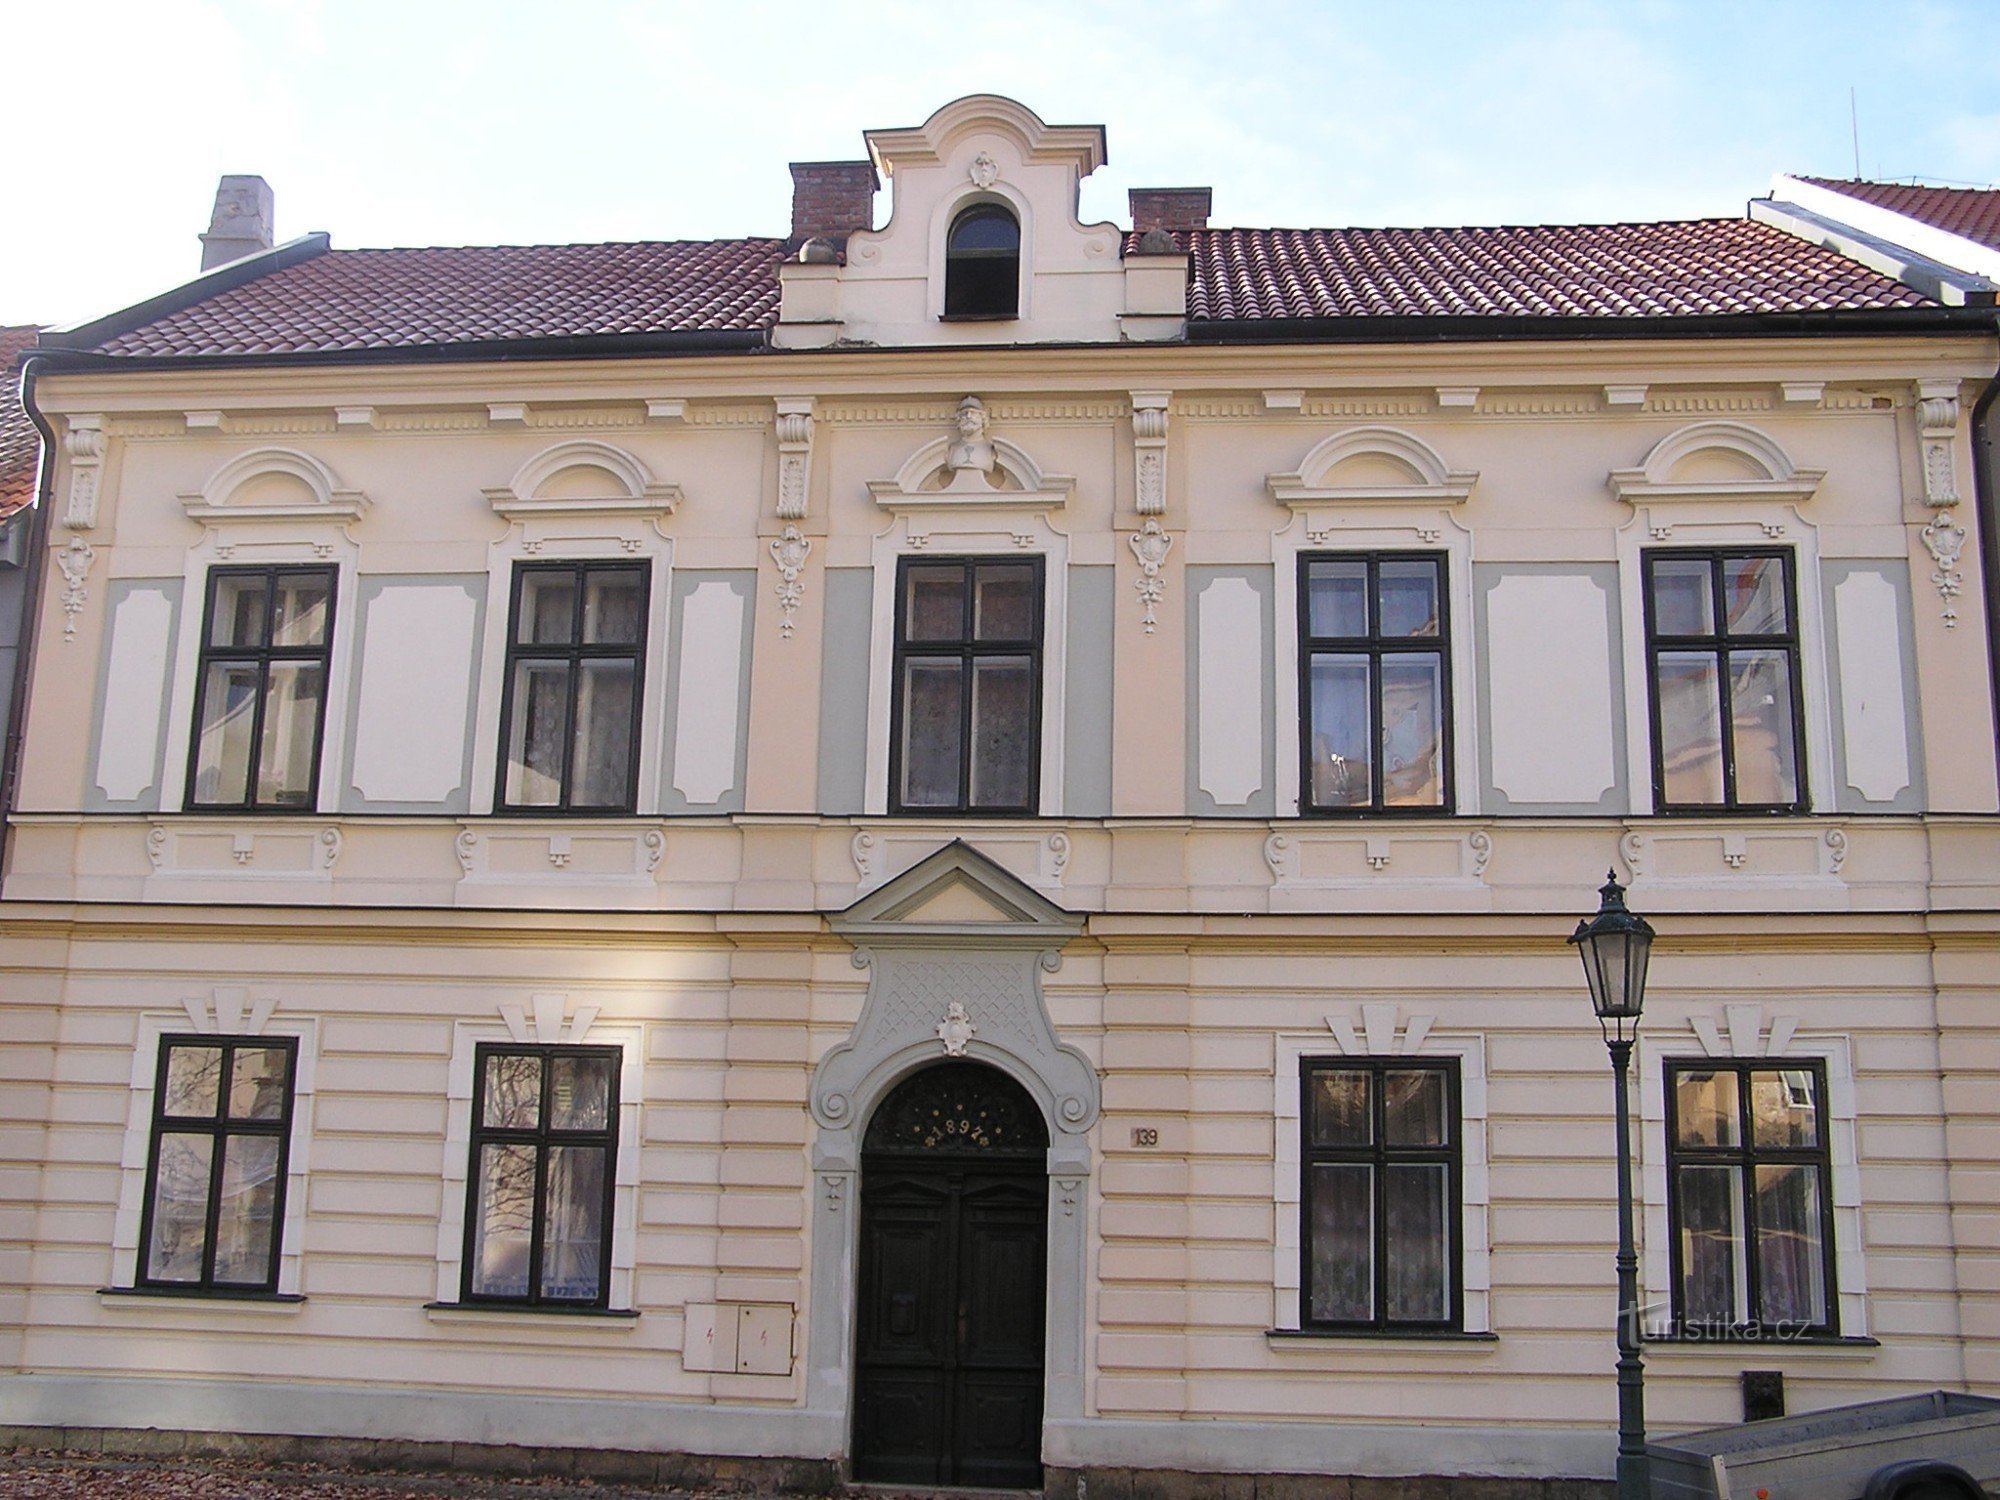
1609,421,1825,504
483,440,682,522
1267,427,1478,509
179,447,368,523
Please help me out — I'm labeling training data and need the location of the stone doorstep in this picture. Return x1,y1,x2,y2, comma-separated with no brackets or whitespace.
0,1433,1613,1500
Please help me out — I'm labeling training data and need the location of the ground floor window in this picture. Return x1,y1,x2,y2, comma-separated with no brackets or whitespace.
1300,1056,1461,1330
463,1043,621,1306
139,1036,298,1293
1665,1058,1836,1335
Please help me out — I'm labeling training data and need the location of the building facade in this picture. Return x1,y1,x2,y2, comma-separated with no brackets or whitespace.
2,98,1997,1495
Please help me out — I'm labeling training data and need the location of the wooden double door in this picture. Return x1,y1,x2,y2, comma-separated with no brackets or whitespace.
852,1063,1048,1489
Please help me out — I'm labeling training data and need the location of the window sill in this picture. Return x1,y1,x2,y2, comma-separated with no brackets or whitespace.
1644,1332,1879,1352
98,1287,306,1312
938,312,1019,323
1267,1328,1497,1347
424,1302,640,1328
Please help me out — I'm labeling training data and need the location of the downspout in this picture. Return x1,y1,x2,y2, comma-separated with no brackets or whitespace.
1973,321,2000,762
0,355,59,886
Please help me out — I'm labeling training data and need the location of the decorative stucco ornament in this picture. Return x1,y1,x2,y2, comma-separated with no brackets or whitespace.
935,1000,977,1057
1921,510,1968,627
1130,392,1169,515
968,152,1001,189
1128,520,1174,634
63,418,105,530
774,397,814,520
769,526,813,639
57,537,96,641
945,395,999,486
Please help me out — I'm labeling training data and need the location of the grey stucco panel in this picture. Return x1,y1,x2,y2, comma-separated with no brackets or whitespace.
817,567,873,815
1063,565,1114,817
1474,562,1628,815
658,569,755,815
1184,565,1275,818
341,574,486,815
1821,559,1925,813
84,578,184,814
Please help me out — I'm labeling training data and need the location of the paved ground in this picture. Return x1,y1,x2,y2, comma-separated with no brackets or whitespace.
0,1454,740,1500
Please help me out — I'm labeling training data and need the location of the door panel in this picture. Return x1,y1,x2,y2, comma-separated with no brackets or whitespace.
854,1162,1046,1486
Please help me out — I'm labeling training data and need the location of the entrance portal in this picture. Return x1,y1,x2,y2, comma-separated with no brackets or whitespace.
852,1061,1048,1488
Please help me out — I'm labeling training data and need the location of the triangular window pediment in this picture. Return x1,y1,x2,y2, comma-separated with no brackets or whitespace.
833,840,1081,946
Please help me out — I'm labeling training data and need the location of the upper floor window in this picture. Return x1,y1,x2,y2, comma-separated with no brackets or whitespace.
1643,550,1804,812
139,1036,298,1294
1301,1057,1461,1331
463,1043,621,1307
1298,554,1450,813
187,566,335,811
891,556,1042,814
497,561,649,812
943,204,1020,319
1665,1059,1835,1336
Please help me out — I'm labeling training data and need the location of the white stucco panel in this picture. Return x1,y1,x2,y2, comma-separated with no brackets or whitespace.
1196,576,1263,807
351,585,479,803
95,588,175,802
1486,573,1616,804
1832,570,1912,803
672,580,745,806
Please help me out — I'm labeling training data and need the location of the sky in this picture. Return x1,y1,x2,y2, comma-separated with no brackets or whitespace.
5,0,1999,327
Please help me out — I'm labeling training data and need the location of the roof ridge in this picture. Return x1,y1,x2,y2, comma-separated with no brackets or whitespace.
330,236,791,255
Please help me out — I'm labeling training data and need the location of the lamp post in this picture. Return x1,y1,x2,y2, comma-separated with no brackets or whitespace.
1570,869,1656,1500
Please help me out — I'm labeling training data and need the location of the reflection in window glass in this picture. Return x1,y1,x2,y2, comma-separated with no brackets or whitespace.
464,1045,621,1308
139,1037,296,1293
891,558,1042,813
1300,555,1448,812
498,562,648,811
1645,551,1803,810
1301,1060,1458,1330
189,567,336,811
1667,1062,1834,1334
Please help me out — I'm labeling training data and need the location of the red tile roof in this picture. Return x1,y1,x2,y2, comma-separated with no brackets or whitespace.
0,325,43,520
91,239,787,358
1797,177,2000,252
1152,219,1934,321
55,217,1940,362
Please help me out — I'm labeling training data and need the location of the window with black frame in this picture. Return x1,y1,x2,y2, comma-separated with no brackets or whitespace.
462,1044,621,1307
1301,1058,1460,1331
1642,549,1805,812
1665,1059,1836,1336
497,561,648,812
890,556,1042,814
1298,553,1450,813
943,203,1020,318
136,1036,297,1294
187,566,335,810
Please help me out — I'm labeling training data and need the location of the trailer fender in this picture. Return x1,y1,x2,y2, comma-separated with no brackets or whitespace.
1862,1458,1988,1500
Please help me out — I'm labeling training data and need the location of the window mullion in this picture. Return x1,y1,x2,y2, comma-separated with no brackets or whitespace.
198,1044,231,1285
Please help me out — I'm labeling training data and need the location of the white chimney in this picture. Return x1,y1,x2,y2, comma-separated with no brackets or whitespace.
200,175,275,271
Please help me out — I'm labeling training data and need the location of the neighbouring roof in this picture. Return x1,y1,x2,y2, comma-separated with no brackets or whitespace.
42,216,1946,363
1796,176,2000,252
0,325,43,519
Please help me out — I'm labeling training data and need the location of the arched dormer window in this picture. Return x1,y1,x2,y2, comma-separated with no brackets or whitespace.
943,203,1019,318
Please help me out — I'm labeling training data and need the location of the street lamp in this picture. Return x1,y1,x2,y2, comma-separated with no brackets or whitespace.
1570,869,1656,1500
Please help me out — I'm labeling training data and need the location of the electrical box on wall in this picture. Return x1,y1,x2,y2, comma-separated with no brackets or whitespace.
682,1302,795,1375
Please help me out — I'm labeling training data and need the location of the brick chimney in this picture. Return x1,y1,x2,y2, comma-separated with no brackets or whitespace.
789,161,878,247
1130,187,1211,235
200,175,275,271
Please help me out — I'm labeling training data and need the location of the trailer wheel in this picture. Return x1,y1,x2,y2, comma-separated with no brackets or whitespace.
1862,1459,1986,1500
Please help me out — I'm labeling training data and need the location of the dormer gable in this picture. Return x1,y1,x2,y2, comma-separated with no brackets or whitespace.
775,94,1188,349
